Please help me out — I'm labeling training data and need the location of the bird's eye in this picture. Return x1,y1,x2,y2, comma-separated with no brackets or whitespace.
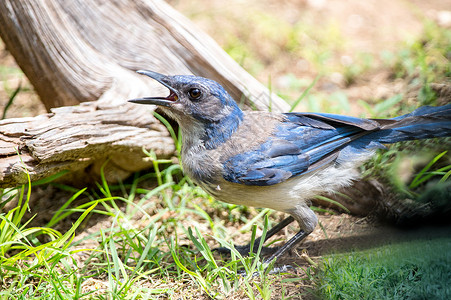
188,88,202,100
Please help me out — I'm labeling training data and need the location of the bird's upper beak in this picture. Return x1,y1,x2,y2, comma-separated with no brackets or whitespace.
128,70,178,107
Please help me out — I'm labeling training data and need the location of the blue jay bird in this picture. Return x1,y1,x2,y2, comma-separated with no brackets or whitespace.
129,70,451,267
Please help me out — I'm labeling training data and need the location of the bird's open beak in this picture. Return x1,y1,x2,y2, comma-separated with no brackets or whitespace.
128,70,178,107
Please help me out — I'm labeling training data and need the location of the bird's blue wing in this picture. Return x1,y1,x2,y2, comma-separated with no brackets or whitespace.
223,112,381,186
285,112,381,130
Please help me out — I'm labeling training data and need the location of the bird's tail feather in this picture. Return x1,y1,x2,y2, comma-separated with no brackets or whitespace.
370,104,451,144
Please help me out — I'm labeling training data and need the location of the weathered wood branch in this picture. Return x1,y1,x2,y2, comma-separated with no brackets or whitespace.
0,102,174,188
0,0,290,188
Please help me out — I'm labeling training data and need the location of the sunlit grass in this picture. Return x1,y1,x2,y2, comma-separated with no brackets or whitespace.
0,175,97,298
0,150,312,298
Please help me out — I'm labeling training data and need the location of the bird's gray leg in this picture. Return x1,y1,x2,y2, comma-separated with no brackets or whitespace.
263,229,309,265
249,216,295,251
215,216,295,255
259,205,316,275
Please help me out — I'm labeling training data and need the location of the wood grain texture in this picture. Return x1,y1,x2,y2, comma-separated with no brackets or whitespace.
0,102,174,188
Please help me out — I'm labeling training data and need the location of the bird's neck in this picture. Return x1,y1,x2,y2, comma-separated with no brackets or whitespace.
202,108,244,149
179,107,244,151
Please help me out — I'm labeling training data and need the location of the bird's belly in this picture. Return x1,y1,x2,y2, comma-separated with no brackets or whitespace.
201,181,296,211
199,162,361,213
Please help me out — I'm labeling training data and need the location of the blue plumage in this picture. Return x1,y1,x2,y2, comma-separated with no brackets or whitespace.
130,70,451,270
203,110,243,149
223,105,451,186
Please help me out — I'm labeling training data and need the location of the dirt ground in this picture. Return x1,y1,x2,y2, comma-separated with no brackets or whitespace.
1,0,451,297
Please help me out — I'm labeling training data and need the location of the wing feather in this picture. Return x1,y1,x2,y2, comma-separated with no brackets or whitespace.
223,113,381,186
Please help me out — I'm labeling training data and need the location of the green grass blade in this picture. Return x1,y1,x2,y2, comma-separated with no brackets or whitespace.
314,195,350,213
289,75,320,112
46,188,87,227
439,169,451,183
2,83,21,120
31,170,70,187
410,151,448,189
237,208,271,235
53,201,98,249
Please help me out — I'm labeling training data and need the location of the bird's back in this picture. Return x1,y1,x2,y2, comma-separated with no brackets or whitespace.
181,111,284,187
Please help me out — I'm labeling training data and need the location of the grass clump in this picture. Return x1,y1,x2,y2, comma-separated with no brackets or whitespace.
0,178,97,298
0,151,310,299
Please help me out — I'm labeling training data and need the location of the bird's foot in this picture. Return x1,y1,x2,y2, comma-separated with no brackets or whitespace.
236,264,295,277
266,264,294,275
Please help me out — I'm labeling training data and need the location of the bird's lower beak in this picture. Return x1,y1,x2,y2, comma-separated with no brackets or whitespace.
128,70,178,107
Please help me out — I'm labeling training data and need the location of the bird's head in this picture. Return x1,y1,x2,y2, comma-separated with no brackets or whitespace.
129,70,243,126
129,70,244,149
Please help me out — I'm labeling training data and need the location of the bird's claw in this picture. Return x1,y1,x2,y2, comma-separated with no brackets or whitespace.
236,264,294,277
